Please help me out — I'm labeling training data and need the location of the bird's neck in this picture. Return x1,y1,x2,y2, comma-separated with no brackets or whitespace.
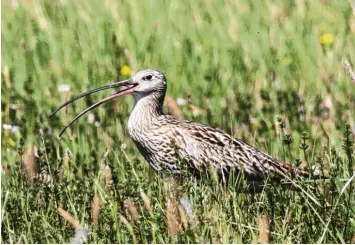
128,92,165,130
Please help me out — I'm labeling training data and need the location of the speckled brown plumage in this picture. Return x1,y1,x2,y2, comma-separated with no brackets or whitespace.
126,70,309,181
52,69,310,182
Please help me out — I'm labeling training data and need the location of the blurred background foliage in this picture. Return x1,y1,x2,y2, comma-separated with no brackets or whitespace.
1,0,355,243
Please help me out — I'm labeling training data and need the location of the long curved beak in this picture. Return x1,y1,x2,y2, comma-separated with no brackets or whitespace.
49,78,137,136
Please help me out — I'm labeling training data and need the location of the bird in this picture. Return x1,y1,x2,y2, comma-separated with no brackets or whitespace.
49,69,310,184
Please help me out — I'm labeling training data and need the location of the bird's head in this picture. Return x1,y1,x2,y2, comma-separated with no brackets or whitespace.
49,69,167,136
132,69,167,95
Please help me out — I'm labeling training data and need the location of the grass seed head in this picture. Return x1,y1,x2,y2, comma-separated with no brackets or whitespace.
124,198,140,221
140,190,153,215
92,195,100,225
58,207,80,229
166,96,184,120
258,215,270,244
22,145,37,184
166,197,181,237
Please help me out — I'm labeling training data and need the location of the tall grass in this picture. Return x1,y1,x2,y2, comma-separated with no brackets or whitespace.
2,0,355,243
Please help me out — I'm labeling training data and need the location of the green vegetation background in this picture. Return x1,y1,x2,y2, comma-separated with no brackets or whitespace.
2,0,355,243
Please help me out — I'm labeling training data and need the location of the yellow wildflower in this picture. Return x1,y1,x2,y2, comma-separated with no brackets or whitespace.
7,138,16,147
120,65,131,76
320,33,334,46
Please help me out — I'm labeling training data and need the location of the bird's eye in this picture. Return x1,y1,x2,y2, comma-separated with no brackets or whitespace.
145,75,153,81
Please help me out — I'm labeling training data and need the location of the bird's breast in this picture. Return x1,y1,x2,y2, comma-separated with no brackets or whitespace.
127,120,181,173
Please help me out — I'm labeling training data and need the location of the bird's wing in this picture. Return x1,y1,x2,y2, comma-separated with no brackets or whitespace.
165,117,308,180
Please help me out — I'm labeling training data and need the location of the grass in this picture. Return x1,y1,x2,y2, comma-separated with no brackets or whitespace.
1,0,355,243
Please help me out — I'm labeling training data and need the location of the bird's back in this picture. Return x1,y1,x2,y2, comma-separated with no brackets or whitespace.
129,114,309,181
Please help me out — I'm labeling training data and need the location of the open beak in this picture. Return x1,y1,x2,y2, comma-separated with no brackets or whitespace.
49,78,138,136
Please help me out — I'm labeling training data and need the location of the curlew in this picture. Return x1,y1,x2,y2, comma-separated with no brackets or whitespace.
50,69,311,183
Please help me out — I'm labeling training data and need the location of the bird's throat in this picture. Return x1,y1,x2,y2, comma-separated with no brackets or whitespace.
128,92,164,133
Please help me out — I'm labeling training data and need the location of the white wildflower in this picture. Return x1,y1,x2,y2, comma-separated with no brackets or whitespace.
2,124,20,133
11,126,20,133
87,114,95,124
94,121,100,127
311,165,320,176
3,124,12,131
70,226,89,244
10,104,17,110
58,84,71,93
176,97,187,105
120,143,127,150
180,195,193,218
324,95,332,109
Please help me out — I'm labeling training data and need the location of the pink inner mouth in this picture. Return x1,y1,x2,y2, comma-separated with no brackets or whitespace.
111,83,138,97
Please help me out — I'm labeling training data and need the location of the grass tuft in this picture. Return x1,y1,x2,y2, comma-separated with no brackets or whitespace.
2,0,355,243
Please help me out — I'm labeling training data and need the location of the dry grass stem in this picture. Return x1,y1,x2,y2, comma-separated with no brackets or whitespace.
140,190,153,215
166,197,181,237
118,214,137,243
177,205,188,230
344,59,355,84
124,198,140,221
165,178,183,236
101,164,113,186
166,96,184,120
92,195,100,225
3,66,11,88
351,233,355,244
22,145,37,184
258,215,270,243
58,207,80,229
118,213,129,226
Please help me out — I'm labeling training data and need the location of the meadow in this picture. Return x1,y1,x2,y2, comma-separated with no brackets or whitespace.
1,0,355,243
